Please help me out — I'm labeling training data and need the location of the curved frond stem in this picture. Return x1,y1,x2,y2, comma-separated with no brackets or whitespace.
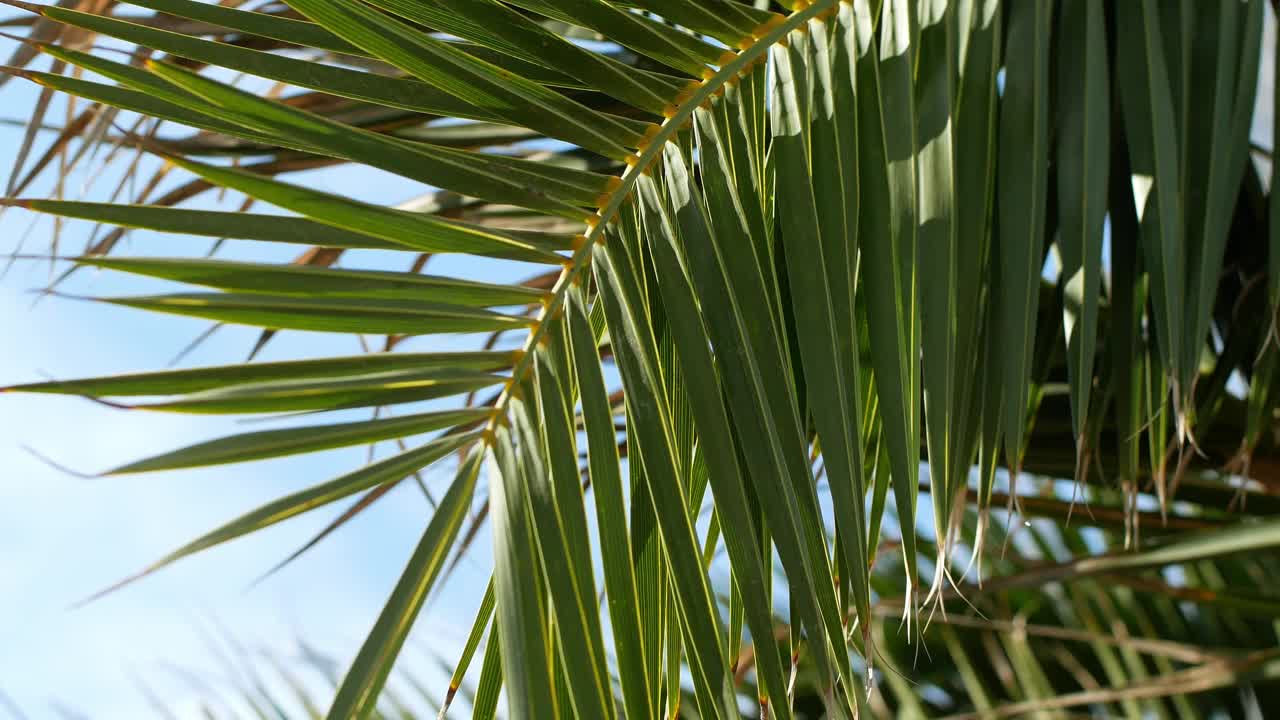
480,0,842,443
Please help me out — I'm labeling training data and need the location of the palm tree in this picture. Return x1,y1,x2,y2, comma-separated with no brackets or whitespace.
3,0,1280,716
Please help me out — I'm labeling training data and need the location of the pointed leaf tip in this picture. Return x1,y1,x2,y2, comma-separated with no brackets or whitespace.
21,444,100,480
0,66,39,83
0,0,43,15
69,564,159,611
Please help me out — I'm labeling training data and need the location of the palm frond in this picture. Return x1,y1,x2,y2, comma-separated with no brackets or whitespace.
4,0,1280,718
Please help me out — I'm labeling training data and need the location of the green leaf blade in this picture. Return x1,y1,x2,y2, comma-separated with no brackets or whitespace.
326,447,486,720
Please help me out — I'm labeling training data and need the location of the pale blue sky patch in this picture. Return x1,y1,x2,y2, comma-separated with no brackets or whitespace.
0,41,497,716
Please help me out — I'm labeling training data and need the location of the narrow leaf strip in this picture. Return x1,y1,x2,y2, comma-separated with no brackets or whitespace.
327,446,486,719
997,0,1053,473
4,351,516,397
107,409,487,474
87,432,477,604
1055,0,1109,471
565,287,653,720
81,257,547,307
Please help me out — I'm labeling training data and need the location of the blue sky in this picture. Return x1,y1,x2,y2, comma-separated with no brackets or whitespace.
0,44,498,718
0,282,496,718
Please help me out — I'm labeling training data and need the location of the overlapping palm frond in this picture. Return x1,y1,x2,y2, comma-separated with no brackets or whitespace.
8,508,1280,718
3,0,1280,718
